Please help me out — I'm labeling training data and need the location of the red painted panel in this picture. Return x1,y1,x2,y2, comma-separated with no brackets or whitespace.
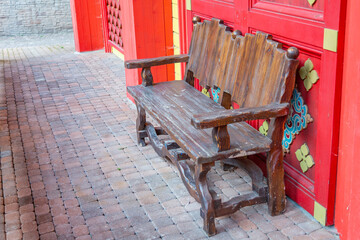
335,0,360,238
251,1,324,22
255,0,324,11
121,0,174,100
70,0,104,52
192,0,235,23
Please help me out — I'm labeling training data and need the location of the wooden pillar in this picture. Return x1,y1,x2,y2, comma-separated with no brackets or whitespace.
70,0,104,52
335,0,360,239
121,0,174,100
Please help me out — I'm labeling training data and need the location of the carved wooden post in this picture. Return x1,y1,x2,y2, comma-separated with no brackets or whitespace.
212,126,230,152
141,67,153,86
195,162,216,236
135,102,146,146
265,47,299,215
266,117,287,215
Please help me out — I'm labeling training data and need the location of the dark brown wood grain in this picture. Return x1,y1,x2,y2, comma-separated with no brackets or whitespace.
125,18,299,235
191,103,290,129
135,102,146,146
141,67,153,86
212,126,230,152
127,81,272,164
125,54,189,69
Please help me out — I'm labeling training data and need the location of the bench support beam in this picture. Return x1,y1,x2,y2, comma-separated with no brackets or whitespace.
135,102,146,146
140,121,269,236
212,126,230,152
266,117,287,216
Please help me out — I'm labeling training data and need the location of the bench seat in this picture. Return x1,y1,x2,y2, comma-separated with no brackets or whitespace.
128,80,272,164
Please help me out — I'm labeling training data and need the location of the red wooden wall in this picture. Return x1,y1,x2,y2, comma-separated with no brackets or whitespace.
120,0,174,99
335,0,360,238
70,0,104,52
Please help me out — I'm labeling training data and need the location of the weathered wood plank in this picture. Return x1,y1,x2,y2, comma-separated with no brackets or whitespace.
127,80,272,163
125,54,189,69
191,103,290,129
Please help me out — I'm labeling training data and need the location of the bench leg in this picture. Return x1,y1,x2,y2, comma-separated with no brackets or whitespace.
266,118,286,216
135,102,146,146
195,162,216,236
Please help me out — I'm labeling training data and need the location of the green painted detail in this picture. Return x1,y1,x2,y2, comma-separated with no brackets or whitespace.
314,201,327,226
295,149,303,161
308,0,316,6
300,144,309,156
299,59,319,91
295,143,315,173
201,88,210,97
259,121,269,136
305,155,315,168
300,160,308,172
323,28,338,52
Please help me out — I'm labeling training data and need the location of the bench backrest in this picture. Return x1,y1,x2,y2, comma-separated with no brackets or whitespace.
185,18,299,109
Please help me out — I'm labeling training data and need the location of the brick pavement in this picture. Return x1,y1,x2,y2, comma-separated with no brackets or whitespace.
0,42,340,239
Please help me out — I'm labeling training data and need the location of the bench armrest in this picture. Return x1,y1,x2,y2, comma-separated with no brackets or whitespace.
125,54,189,69
191,103,290,129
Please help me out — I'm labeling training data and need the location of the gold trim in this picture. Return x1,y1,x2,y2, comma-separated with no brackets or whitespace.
186,0,191,11
314,201,327,226
323,28,338,52
111,47,124,61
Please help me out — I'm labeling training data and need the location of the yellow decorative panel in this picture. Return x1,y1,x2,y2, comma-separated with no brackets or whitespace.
186,0,191,10
323,28,338,52
111,47,124,60
314,201,327,226
174,47,180,55
307,0,316,6
172,4,179,18
175,73,182,80
172,0,181,79
173,32,180,48
175,63,181,74
173,18,179,33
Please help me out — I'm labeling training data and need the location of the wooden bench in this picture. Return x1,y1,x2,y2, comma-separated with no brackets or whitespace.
125,18,299,235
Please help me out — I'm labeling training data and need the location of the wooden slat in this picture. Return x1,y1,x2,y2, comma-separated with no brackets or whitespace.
186,19,297,109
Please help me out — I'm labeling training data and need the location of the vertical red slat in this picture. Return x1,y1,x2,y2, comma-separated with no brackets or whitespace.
335,0,360,238
70,0,104,52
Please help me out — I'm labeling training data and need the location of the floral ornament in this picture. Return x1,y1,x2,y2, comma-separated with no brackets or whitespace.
282,89,313,150
295,143,315,173
308,0,316,6
201,88,210,97
211,88,220,103
259,121,269,136
299,58,319,91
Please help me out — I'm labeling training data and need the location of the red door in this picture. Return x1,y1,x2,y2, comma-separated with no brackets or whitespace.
179,0,346,225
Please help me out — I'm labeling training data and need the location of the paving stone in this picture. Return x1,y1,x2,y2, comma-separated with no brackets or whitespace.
248,229,268,240
238,219,258,232
227,227,248,239
267,230,288,240
281,224,306,237
152,217,174,229
298,221,323,234
271,216,295,230
309,228,339,240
